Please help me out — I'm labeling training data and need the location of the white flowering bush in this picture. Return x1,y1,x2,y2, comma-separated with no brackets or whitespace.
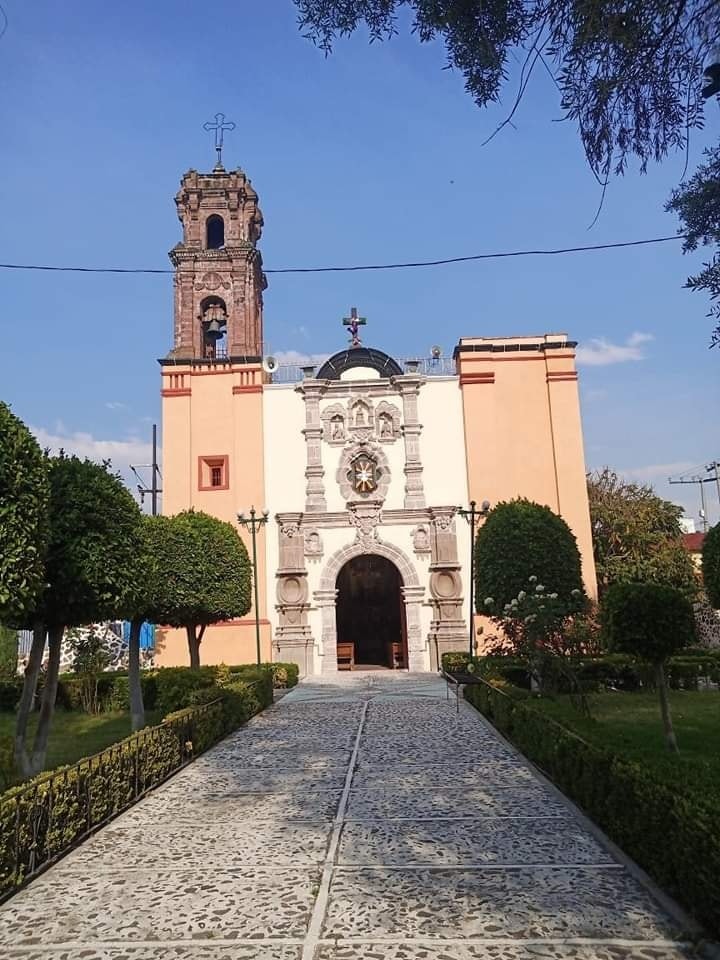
484,577,588,697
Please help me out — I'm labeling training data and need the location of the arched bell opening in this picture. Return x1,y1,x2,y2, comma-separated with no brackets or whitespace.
206,215,225,250
199,296,228,359
335,555,407,669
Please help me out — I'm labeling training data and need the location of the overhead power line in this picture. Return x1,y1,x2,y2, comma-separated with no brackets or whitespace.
0,234,685,277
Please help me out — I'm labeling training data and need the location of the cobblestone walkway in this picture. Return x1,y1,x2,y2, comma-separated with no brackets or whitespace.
0,672,700,959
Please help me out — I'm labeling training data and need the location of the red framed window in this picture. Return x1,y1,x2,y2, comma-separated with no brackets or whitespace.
198,455,229,491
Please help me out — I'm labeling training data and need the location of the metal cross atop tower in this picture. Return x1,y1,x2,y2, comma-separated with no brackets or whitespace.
342,306,367,348
203,113,236,170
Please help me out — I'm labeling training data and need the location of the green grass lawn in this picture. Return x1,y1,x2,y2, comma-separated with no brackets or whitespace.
0,709,162,775
532,690,720,801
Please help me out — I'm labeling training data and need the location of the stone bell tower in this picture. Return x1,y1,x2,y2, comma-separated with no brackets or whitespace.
168,161,266,359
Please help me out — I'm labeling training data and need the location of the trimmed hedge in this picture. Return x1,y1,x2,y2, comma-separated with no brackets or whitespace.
465,679,720,937
0,662,299,714
0,676,272,898
441,650,720,691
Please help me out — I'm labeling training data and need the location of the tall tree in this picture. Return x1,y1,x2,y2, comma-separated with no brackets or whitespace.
15,455,141,777
149,510,251,669
588,468,697,601
120,515,171,731
666,145,720,348
0,401,49,625
295,1,715,182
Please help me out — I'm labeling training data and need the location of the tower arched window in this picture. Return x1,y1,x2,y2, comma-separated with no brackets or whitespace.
206,215,225,250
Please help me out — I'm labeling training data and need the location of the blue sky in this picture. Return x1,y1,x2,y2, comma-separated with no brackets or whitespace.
0,1,717,524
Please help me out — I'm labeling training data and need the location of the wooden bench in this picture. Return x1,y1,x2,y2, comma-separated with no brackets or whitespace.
337,642,355,670
388,641,405,670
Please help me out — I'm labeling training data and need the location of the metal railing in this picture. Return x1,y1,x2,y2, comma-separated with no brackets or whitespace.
271,355,457,384
0,700,223,900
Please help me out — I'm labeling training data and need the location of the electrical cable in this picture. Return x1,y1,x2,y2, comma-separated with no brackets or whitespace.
0,234,685,277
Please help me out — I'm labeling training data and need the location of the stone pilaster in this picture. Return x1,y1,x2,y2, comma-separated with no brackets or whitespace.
427,506,468,669
402,584,426,672
298,379,327,512
396,376,426,509
274,514,315,677
315,588,339,674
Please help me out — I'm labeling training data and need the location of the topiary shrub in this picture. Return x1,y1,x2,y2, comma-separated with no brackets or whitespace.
475,499,585,611
702,523,720,609
154,666,218,715
602,582,695,752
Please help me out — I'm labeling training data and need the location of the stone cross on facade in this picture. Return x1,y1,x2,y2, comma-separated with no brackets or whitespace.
203,113,236,170
342,306,367,348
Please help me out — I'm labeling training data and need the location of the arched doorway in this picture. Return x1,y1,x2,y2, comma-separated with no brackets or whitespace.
335,555,407,668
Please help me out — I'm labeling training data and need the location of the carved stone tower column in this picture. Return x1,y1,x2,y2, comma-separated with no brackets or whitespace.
168,167,266,360
427,506,468,669
297,377,327,512
396,375,426,509
274,514,315,677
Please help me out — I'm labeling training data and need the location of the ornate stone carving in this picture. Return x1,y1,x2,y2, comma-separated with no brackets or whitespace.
304,528,324,560
412,524,431,555
347,500,383,547
374,401,401,442
427,506,467,668
320,402,347,445
194,271,231,292
337,441,391,504
396,377,426,509
298,381,327,512
274,513,315,676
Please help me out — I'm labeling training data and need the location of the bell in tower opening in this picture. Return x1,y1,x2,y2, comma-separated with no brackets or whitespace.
200,297,228,359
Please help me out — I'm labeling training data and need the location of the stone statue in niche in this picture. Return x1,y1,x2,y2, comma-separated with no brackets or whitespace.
354,404,368,427
379,413,393,439
412,524,431,554
304,529,323,559
330,416,345,441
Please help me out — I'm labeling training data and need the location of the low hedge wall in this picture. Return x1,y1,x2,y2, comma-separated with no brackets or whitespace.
0,661,299,714
0,676,272,900
442,650,720,692
465,679,720,937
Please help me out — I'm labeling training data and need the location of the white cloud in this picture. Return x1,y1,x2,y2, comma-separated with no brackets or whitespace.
30,426,152,497
273,350,330,367
618,461,699,483
105,401,129,412
576,332,653,366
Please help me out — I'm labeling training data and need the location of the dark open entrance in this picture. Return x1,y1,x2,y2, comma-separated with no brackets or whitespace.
335,555,407,669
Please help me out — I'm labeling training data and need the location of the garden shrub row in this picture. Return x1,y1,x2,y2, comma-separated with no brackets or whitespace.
442,650,720,691
0,661,299,714
0,675,273,899
465,679,720,938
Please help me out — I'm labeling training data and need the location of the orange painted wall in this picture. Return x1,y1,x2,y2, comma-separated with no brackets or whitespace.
458,335,597,599
158,361,271,666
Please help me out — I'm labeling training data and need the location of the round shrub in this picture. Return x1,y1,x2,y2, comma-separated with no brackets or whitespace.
702,523,720,609
602,582,695,663
475,499,584,610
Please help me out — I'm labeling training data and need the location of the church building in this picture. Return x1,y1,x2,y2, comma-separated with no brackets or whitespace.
158,152,597,675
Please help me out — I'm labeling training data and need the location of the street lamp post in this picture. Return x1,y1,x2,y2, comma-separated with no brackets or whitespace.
457,500,491,658
237,506,269,665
